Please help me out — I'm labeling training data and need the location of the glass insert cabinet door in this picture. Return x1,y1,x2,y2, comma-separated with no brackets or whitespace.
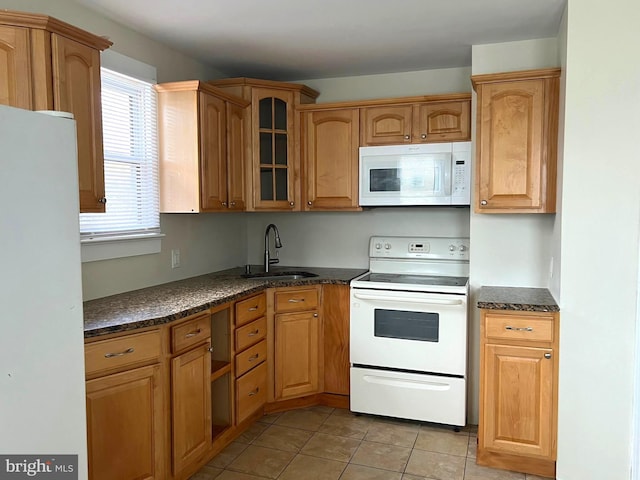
252,88,295,209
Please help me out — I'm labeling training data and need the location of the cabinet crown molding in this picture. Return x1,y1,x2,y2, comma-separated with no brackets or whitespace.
208,77,320,100
0,10,112,50
154,80,250,107
471,68,561,90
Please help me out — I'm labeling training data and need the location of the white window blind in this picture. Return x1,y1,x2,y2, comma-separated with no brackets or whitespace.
80,68,159,238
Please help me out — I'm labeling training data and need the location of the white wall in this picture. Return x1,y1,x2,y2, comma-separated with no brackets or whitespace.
294,67,472,102
467,37,560,424
245,209,470,268
556,1,640,479
82,214,247,300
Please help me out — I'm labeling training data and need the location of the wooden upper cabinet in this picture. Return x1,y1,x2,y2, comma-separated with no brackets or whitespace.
226,102,246,210
155,81,250,213
361,97,471,146
52,34,106,212
472,68,561,213
0,25,32,109
416,101,470,142
209,78,320,211
361,104,413,145
199,92,227,210
302,108,360,211
0,12,111,213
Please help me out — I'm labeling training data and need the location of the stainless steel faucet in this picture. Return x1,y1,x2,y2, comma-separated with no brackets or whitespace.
264,223,282,273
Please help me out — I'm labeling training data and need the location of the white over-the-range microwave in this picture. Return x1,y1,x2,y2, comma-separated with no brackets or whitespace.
359,141,471,206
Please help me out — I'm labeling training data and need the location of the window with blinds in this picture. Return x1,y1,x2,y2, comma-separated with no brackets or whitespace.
79,68,159,238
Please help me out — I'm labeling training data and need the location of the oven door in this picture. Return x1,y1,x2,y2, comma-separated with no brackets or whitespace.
350,287,467,376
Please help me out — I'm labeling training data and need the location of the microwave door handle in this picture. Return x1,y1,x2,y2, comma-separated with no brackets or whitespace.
353,292,463,306
443,155,453,196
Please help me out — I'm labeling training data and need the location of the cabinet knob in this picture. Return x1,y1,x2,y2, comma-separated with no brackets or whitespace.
313,313,318,317
307,201,312,206
230,201,236,207
289,201,295,207
544,353,552,359
221,201,227,207
481,200,488,206
98,197,107,204
207,346,214,353
404,134,410,140
421,133,427,139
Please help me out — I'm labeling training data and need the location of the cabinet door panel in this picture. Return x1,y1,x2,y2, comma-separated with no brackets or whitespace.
86,364,163,480
482,344,553,458
227,102,246,210
477,80,544,210
171,344,212,476
200,92,227,211
252,88,296,210
275,311,320,399
416,101,470,142
0,25,32,109
304,109,359,210
51,34,105,213
361,105,412,145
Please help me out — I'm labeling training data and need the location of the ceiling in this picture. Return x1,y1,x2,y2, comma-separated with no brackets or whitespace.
76,0,566,81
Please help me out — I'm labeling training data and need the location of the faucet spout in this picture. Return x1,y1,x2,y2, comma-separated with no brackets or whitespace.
264,224,282,273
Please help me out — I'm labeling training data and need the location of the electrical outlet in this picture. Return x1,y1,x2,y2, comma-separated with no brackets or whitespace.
171,249,181,268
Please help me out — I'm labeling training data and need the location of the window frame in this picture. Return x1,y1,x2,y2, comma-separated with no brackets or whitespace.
80,51,163,263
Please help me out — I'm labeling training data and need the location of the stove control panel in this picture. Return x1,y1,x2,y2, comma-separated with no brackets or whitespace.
370,236,470,260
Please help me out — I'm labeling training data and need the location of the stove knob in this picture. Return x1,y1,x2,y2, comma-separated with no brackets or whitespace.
384,243,391,250
375,243,382,250
449,245,456,252
459,245,468,252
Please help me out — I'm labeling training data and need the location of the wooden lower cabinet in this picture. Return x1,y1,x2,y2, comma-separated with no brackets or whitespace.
236,361,268,424
275,310,320,399
478,309,559,478
171,342,212,477
86,364,164,480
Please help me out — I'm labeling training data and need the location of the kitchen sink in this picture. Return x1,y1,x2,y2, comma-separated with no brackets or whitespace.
241,270,319,281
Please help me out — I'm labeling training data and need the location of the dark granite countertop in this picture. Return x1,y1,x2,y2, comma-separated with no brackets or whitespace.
83,266,366,338
477,286,559,312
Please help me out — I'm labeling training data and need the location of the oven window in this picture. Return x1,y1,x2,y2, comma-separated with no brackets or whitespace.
374,309,439,342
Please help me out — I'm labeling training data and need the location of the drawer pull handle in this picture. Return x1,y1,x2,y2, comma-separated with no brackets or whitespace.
185,329,202,338
248,354,259,362
104,347,134,358
505,326,533,332
248,306,259,312
248,329,260,336
248,387,260,397
288,298,305,303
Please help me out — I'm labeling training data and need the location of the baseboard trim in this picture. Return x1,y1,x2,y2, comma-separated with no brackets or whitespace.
477,447,556,478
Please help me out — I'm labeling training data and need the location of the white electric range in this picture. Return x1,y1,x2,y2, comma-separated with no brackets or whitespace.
350,236,469,426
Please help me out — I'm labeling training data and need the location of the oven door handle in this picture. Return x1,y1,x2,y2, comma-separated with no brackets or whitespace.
353,292,464,306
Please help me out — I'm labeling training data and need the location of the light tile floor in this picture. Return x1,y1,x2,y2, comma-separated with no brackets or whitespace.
192,406,551,480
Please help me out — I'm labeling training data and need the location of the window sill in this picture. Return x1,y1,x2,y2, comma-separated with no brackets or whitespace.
81,233,165,263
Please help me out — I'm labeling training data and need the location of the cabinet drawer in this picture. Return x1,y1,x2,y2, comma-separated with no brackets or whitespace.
85,330,161,377
236,293,267,327
484,312,554,342
236,361,267,425
235,340,267,377
171,313,211,353
275,288,319,313
235,316,267,352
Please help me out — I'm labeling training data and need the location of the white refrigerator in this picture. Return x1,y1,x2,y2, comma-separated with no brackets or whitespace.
0,105,88,478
